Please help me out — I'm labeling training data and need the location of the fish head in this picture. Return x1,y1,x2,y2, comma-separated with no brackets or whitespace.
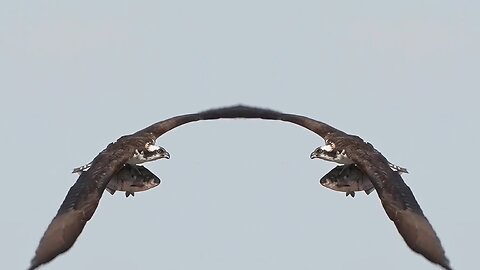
131,165,161,190
319,166,344,190
320,164,373,194
109,164,162,194
144,174,161,189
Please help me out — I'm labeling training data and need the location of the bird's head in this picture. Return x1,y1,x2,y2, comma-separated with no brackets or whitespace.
310,145,337,160
146,145,170,160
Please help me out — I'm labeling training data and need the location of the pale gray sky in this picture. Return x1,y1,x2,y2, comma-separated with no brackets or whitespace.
1,1,478,269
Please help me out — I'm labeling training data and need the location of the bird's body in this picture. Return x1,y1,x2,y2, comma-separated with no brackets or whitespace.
271,112,451,270
311,143,409,174
29,133,161,270
29,106,284,270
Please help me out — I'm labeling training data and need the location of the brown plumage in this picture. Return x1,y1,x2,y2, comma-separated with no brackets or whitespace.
28,106,281,270
224,106,452,270
179,105,453,269
29,105,452,270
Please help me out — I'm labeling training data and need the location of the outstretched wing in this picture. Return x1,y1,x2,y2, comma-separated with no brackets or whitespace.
344,143,452,270
257,112,452,269
29,113,207,269
29,143,136,270
30,105,452,269
199,105,343,138
144,104,342,139
29,105,306,269
141,106,452,269
137,105,305,138
277,112,343,138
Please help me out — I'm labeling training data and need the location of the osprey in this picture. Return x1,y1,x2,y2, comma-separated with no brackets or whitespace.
28,105,280,270
240,107,453,270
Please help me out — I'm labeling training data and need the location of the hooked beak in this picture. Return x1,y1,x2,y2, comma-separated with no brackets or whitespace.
161,150,170,159
310,148,321,159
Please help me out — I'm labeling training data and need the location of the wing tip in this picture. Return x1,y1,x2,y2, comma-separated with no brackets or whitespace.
28,258,40,270
439,257,453,270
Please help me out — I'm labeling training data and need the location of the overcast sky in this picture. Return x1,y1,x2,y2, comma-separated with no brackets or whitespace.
1,1,478,269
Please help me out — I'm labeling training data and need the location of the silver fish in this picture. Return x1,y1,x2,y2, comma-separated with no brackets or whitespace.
320,164,375,197
106,164,161,197
76,164,160,197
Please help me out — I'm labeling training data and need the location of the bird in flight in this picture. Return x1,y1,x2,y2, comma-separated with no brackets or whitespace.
28,105,282,270
238,107,453,270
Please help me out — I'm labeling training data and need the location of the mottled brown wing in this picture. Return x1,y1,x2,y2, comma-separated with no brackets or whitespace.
277,112,343,138
31,106,286,269
30,106,288,269
345,143,452,270
138,105,281,138
263,112,452,269
137,113,202,138
138,105,342,139
29,144,136,270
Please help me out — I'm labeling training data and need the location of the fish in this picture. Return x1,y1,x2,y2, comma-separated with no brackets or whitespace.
76,164,161,197
319,164,375,197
